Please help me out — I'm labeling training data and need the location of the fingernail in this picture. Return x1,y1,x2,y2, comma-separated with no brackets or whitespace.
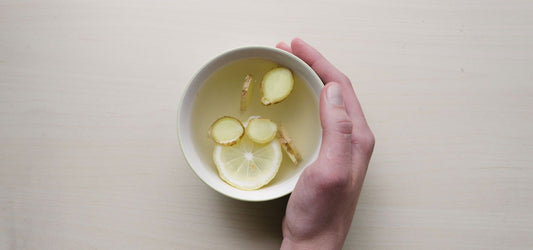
327,82,344,106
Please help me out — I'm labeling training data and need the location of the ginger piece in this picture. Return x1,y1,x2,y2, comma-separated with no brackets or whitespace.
209,116,245,146
261,67,294,105
245,118,278,144
240,74,253,112
278,125,302,165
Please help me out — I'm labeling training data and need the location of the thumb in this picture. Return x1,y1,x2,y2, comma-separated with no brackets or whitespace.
319,82,353,166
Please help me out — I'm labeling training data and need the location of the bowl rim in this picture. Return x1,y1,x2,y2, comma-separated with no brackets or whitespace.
177,46,323,202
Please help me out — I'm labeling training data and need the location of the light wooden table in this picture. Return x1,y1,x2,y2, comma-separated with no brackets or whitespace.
1,0,532,249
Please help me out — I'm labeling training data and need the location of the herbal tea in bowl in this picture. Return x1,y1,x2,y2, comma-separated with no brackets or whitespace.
178,47,322,201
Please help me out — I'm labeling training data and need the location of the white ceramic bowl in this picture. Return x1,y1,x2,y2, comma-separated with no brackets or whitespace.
178,46,323,201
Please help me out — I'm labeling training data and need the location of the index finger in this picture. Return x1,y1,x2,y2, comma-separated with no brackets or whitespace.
290,38,350,86
289,38,371,132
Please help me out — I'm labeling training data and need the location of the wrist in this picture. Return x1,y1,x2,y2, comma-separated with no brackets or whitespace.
280,232,345,250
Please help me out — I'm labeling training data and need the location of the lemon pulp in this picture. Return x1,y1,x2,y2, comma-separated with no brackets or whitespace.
213,136,282,190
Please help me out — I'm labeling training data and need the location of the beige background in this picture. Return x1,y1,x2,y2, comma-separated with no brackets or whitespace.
1,0,532,249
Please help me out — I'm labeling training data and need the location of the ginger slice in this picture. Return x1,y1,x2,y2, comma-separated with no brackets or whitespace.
278,125,302,165
209,116,245,146
240,74,253,112
261,67,294,105
246,118,278,144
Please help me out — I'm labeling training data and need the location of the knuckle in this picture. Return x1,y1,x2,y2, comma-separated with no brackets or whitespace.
353,130,375,152
364,132,376,149
334,119,353,135
316,168,351,192
340,73,351,84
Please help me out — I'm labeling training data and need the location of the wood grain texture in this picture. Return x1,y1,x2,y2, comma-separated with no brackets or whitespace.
1,0,532,249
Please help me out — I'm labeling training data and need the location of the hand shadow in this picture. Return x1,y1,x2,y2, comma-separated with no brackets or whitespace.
217,193,289,244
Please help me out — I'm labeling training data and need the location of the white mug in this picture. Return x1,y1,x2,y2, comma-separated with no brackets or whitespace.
178,46,323,201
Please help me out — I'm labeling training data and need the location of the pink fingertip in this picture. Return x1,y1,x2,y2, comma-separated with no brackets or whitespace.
276,42,292,53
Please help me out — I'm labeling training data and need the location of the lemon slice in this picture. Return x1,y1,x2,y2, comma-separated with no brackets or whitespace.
213,137,282,190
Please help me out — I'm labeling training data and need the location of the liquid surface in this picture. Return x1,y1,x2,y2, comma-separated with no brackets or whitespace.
191,58,321,187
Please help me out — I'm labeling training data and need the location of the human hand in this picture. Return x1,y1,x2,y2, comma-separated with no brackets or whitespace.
277,38,375,250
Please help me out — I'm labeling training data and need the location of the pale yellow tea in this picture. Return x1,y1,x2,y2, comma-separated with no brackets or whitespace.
191,58,321,188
